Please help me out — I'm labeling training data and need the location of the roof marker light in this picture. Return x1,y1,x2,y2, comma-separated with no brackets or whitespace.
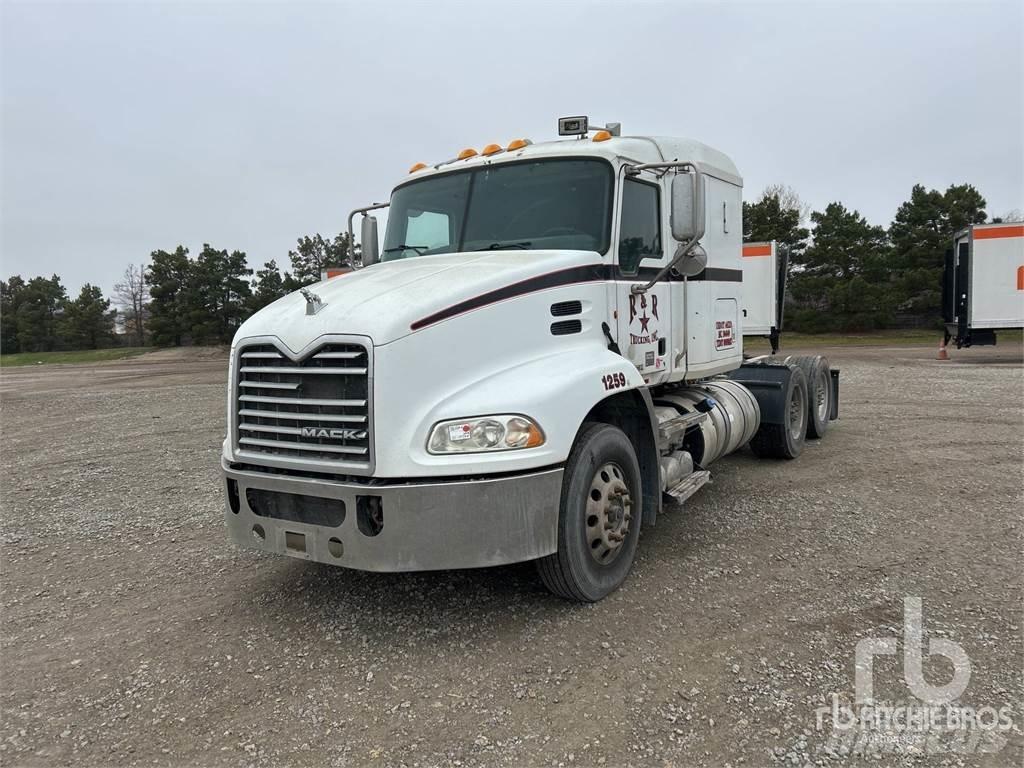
507,138,532,151
592,130,612,142
481,143,503,156
457,148,478,160
409,162,428,173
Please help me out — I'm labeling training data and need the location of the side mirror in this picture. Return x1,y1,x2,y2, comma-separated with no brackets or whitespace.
361,215,379,266
670,172,706,242
672,243,708,277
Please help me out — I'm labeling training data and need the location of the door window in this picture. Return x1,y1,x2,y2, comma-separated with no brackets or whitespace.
618,179,661,274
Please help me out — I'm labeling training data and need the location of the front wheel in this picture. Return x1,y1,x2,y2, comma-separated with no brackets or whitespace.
537,423,642,602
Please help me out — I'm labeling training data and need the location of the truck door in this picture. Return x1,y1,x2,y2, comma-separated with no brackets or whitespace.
955,240,970,339
942,247,955,324
614,176,671,384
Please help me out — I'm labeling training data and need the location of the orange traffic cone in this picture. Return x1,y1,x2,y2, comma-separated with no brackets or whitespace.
937,340,950,361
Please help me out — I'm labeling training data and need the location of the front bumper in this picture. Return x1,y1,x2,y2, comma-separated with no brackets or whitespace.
222,460,563,571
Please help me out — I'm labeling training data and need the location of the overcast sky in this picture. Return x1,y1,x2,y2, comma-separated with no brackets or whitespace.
2,1,1022,295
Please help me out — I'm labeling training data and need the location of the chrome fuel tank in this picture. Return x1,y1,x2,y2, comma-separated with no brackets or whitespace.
655,379,761,466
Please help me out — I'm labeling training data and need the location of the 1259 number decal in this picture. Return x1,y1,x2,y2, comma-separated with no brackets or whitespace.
602,372,627,391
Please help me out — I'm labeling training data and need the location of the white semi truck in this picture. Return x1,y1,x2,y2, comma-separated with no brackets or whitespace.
222,117,839,601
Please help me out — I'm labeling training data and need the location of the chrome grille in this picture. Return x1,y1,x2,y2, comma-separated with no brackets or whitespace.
234,342,371,466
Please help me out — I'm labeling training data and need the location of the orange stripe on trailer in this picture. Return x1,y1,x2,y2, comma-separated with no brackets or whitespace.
974,224,1024,240
1017,265,1024,291
742,244,772,257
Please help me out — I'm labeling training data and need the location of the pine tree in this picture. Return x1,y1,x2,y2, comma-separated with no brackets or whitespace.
186,245,252,344
801,203,890,281
1,276,26,353
147,246,192,347
287,232,352,286
14,275,67,352
789,203,895,332
889,184,986,316
249,260,287,312
743,191,810,261
59,284,115,349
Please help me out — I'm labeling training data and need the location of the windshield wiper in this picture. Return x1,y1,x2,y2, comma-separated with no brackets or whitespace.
476,241,532,251
382,244,427,255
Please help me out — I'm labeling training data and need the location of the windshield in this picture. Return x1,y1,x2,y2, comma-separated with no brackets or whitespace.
382,158,613,261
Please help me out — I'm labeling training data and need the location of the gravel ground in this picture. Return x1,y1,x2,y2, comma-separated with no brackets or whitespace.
1,343,1021,767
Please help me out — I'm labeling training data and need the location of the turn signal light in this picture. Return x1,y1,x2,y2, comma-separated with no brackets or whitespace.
409,162,428,173
511,419,545,449
481,143,503,156
592,130,612,142
457,148,478,160
507,138,532,151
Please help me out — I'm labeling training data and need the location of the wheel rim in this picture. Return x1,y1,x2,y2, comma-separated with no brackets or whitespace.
585,462,633,565
815,368,830,422
788,383,807,441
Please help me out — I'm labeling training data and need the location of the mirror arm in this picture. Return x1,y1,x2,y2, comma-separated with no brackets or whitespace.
624,161,696,178
347,202,390,267
630,235,700,295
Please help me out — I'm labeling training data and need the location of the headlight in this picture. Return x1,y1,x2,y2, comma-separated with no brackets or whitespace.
427,415,545,454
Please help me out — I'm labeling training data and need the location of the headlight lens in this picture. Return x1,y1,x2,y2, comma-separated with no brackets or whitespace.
427,415,545,454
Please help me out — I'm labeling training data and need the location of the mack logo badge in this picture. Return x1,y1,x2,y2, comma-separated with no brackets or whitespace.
301,427,368,440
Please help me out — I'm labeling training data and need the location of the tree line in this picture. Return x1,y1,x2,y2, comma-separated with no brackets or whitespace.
2,182,1019,353
1,232,351,353
746,182,1019,332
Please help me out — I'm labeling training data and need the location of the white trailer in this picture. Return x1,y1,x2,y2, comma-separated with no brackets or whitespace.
740,241,786,353
944,223,1024,347
221,117,839,601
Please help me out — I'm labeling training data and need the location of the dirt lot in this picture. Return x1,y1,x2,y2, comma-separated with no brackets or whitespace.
1,343,1022,767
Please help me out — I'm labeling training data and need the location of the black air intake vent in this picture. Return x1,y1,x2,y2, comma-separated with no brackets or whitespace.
550,320,582,336
550,300,582,317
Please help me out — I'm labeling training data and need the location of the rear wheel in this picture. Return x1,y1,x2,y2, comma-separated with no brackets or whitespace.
749,366,808,460
537,423,642,602
786,355,832,438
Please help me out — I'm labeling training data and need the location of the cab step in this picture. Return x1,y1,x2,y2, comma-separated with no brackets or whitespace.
664,470,711,504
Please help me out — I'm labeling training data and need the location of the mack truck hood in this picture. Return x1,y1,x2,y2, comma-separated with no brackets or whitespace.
234,249,603,352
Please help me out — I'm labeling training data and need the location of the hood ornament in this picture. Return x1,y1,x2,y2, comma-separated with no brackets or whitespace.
300,288,326,316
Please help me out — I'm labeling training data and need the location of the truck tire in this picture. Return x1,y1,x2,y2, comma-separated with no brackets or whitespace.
537,422,642,602
749,366,808,460
785,355,832,439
